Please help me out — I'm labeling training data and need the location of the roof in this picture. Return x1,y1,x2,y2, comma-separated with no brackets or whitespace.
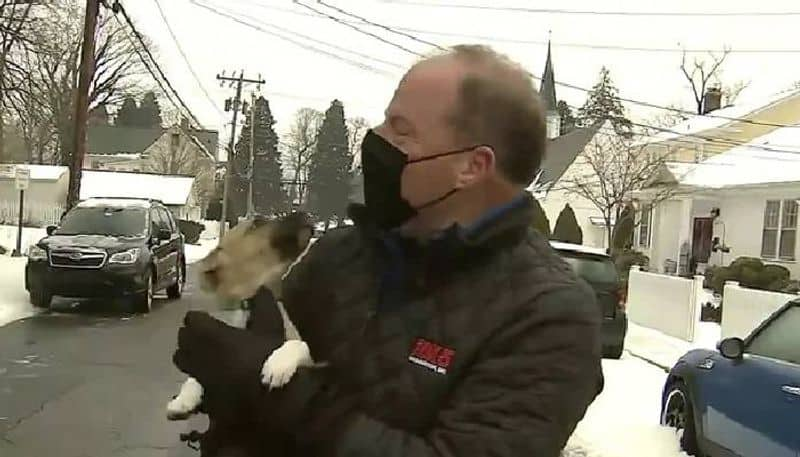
539,41,558,113
77,198,154,209
663,125,800,189
536,123,603,187
550,241,610,257
0,164,68,181
87,124,162,155
80,170,195,206
644,88,800,144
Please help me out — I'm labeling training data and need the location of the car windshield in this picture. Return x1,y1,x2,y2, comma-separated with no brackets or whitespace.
56,207,147,237
559,252,619,284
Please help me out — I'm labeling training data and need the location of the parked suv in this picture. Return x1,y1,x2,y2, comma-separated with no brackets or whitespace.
25,197,186,313
550,241,628,359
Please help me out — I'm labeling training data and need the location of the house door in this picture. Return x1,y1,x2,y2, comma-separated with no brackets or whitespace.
692,217,714,270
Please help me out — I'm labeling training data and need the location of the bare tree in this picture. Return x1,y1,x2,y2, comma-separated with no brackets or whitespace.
282,107,323,205
145,129,215,209
554,128,677,249
0,0,34,160
346,116,369,167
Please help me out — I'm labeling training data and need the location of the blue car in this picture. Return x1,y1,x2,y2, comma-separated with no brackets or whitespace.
660,299,800,457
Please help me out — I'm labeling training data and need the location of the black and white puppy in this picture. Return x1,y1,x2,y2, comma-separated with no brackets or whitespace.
166,212,316,420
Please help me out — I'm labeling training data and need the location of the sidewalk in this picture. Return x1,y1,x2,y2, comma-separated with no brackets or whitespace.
625,321,722,371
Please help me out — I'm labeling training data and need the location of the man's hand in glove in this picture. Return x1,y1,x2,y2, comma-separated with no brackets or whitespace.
172,310,283,424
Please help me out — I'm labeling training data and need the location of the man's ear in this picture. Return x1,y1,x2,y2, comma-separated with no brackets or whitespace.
455,145,495,187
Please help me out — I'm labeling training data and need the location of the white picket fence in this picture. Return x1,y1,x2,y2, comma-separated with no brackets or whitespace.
721,281,797,339
626,265,705,342
0,200,64,227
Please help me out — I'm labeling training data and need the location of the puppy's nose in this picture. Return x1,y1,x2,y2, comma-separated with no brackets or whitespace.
203,268,219,287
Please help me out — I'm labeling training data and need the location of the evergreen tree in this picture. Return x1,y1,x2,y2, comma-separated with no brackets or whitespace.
577,67,632,135
229,96,288,220
115,96,139,127
307,99,352,229
530,198,551,238
556,100,576,134
138,91,163,128
552,203,583,244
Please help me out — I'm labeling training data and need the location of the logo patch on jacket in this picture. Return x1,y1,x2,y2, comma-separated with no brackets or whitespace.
408,338,455,374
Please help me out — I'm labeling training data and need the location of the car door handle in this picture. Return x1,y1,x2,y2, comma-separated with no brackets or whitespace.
781,385,800,396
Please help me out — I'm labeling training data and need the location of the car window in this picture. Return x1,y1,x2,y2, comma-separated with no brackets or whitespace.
558,252,619,284
747,305,800,364
157,207,175,233
57,207,147,237
150,208,167,233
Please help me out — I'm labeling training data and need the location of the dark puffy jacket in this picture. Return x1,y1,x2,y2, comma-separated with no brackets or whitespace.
282,194,604,457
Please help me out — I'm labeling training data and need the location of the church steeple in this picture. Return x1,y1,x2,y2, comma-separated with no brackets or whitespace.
540,36,560,139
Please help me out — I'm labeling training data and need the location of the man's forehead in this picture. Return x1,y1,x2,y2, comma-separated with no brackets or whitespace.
387,59,464,119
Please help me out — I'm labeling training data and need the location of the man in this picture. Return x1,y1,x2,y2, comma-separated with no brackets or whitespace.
174,44,603,457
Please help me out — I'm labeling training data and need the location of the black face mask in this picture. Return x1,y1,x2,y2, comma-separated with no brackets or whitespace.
360,129,480,230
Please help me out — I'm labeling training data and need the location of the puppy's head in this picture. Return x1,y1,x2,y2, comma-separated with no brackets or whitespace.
199,212,313,302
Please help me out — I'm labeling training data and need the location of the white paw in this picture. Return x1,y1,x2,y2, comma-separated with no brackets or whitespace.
261,340,312,389
166,378,203,420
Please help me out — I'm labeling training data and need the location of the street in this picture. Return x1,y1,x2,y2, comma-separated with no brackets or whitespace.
0,267,210,457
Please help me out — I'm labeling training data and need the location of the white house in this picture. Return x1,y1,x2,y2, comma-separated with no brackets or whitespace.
636,125,800,278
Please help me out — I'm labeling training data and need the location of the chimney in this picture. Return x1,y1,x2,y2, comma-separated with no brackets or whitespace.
702,86,722,114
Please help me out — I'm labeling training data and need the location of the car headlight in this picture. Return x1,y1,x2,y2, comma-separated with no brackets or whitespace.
108,248,140,264
27,245,47,261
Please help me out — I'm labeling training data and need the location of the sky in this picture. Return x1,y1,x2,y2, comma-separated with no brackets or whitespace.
123,0,800,148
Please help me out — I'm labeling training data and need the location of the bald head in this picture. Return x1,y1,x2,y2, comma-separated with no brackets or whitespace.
409,45,547,186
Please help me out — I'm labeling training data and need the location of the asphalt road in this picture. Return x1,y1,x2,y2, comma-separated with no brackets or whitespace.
0,266,216,457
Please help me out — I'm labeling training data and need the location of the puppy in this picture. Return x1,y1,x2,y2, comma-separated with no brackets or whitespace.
166,212,316,421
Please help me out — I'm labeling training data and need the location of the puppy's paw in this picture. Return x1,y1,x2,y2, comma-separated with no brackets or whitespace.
261,340,312,389
166,378,203,421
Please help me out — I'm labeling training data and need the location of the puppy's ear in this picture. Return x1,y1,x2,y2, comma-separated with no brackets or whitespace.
269,212,314,260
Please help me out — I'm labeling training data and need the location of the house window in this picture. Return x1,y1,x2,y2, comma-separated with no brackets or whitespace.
171,132,180,151
638,205,652,248
761,200,798,261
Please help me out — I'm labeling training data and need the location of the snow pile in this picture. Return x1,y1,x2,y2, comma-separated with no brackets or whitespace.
0,255,36,327
185,238,217,264
566,357,690,457
626,321,721,369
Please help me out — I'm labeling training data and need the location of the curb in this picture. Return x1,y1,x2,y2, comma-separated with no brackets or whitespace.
624,350,671,373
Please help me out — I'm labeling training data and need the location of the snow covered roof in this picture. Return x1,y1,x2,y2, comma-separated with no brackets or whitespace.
80,170,195,206
0,164,68,181
645,89,800,144
667,125,800,188
77,198,152,209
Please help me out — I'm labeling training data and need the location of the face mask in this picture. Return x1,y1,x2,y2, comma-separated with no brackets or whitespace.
360,129,480,230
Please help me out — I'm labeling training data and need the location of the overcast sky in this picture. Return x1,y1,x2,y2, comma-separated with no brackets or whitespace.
124,0,800,143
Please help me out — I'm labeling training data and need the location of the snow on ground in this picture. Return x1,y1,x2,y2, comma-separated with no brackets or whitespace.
0,255,36,328
564,355,689,457
185,238,217,264
626,321,721,369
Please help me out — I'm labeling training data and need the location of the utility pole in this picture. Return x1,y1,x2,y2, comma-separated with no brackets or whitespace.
66,0,100,210
216,71,264,238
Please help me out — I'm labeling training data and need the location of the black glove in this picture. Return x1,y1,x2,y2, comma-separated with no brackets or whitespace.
172,311,283,424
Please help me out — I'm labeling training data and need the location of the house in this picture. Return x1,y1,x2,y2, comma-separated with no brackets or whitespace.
636,124,800,278
0,164,68,226
642,88,800,163
81,169,201,221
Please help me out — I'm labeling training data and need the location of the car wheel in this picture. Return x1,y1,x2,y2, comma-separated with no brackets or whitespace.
661,381,700,456
133,272,154,314
30,289,52,309
604,343,624,359
167,261,184,299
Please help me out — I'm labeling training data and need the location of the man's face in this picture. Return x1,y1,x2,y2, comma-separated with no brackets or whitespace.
374,59,480,210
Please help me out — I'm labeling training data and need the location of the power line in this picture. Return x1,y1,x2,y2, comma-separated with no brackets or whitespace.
377,1,800,17
308,2,800,131
190,0,400,76
292,0,425,56
111,0,204,128
230,1,800,54
152,0,224,118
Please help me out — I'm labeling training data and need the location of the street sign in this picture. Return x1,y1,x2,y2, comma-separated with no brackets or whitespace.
15,166,30,191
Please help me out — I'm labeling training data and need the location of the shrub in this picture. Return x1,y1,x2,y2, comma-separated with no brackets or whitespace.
707,256,792,296
178,219,206,244
530,198,551,238
612,249,649,283
0,245,6,255
551,203,583,245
